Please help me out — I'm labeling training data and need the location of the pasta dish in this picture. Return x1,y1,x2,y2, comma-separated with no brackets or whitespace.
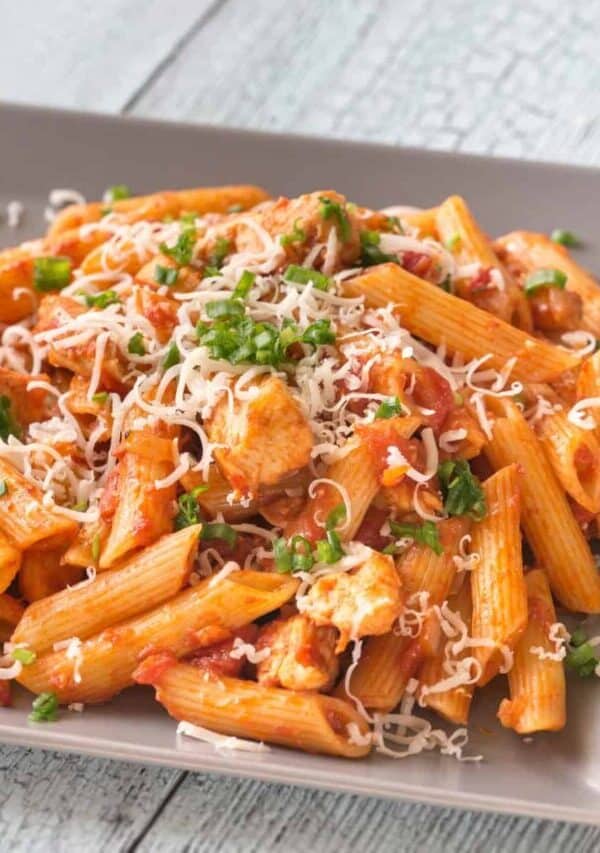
0,184,598,760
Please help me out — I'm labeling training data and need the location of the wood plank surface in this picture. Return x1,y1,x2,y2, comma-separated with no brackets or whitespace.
0,0,600,850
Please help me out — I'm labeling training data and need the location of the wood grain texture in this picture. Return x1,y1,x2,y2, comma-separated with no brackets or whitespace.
1,0,600,850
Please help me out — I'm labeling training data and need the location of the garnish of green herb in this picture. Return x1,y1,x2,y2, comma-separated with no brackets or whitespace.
280,219,307,247
551,229,580,248
154,264,179,286
163,342,181,369
386,216,404,234
33,256,72,292
233,270,256,299
208,237,231,269
103,184,131,203
91,534,101,563
29,692,59,723
444,233,461,252
438,459,486,520
565,626,599,677
205,299,245,321
202,522,237,548
315,529,344,563
0,395,20,442
12,648,36,665
127,332,146,356
83,289,120,309
283,264,331,291
325,503,347,531
359,230,397,267
92,392,108,405
273,538,293,573
389,519,443,555
301,318,335,347
174,485,209,530
180,211,198,225
374,396,404,419
159,226,197,266
319,196,351,241
523,268,567,296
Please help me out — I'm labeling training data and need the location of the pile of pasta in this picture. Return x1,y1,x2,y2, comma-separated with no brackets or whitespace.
0,183,598,759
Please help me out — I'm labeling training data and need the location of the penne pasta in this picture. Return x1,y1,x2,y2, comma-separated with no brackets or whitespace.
498,569,566,734
17,570,298,704
342,264,579,382
469,465,527,686
484,399,600,612
134,658,371,758
0,531,21,594
48,185,270,236
13,525,201,652
18,549,83,602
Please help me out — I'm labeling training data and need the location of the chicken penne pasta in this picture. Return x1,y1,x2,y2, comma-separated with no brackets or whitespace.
1,182,597,762
469,465,527,686
498,569,567,734
134,658,370,758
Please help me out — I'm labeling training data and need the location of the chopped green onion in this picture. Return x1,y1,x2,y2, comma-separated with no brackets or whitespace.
208,237,231,270
565,626,600,677
179,211,198,225
174,490,204,530
283,264,331,291
315,529,345,563
326,503,347,531
389,520,443,555
273,538,292,573
360,230,397,267
92,392,108,405
202,522,238,548
29,692,59,723
438,459,486,520
444,233,461,251
154,264,179,286
233,270,256,299
12,647,36,665
551,229,580,248
163,342,181,369
127,332,146,356
289,535,315,571
206,299,245,321
570,626,587,647
83,289,120,309
302,319,336,348
319,196,351,241
386,216,404,234
374,397,404,419
0,395,20,442
33,256,72,292
524,268,568,296
280,219,307,247
159,227,196,266
91,533,101,563
103,184,131,203
227,203,244,214
0,480,7,498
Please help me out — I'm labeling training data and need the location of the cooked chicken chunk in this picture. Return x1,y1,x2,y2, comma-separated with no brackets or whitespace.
299,548,404,651
256,614,339,692
206,375,313,495
235,190,361,271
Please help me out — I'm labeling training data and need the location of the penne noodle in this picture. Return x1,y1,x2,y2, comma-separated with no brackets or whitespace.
48,185,271,236
0,530,21,593
13,525,201,652
0,593,25,642
436,195,532,330
339,518,468,712
495,231,600,336
0,458,77,550
498,569,566,734
484,399,600,612
418,582,474,725
135,659,371,758
469,465,527,686
536,408,600,514
17,570,298,704
342,264,579,382
18,549,83,602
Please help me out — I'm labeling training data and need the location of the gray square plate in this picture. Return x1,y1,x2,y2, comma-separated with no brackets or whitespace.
1,102,599,824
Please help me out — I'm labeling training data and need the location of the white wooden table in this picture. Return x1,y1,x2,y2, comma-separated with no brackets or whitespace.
1,1,600,849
